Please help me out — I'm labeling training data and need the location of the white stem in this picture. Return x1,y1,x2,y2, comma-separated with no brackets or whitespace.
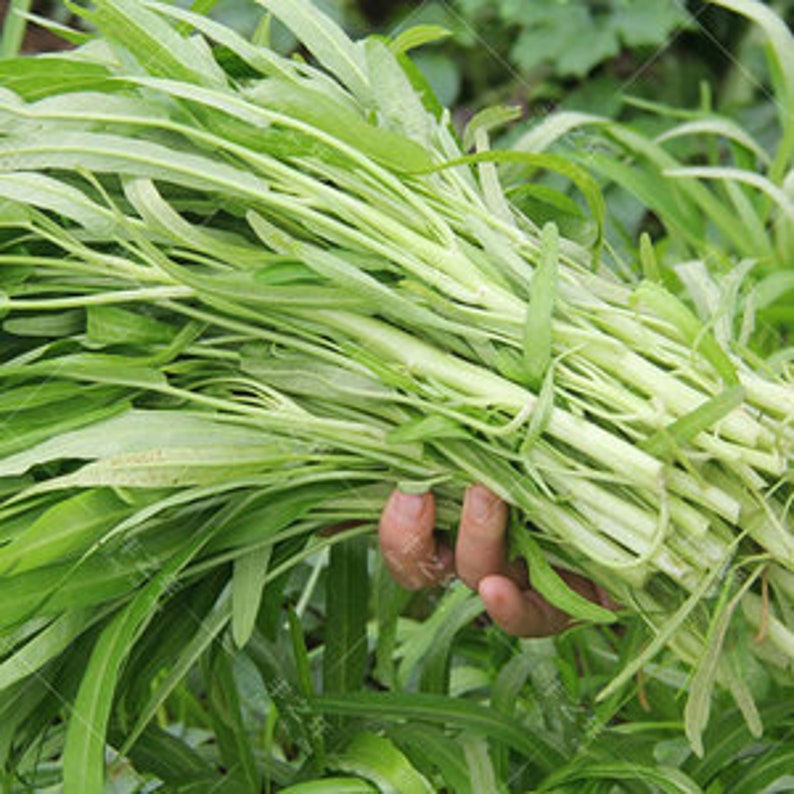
319,310,665,490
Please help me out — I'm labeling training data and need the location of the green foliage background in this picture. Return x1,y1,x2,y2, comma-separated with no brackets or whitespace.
0,1,792,792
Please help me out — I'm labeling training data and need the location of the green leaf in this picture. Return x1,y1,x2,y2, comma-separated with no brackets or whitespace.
639,232,661,282
557,25,620,78
208,481,343,554
204,647,261,791
119,585,232,758
396,585,476,689
0,130,274,204
86,305,177,346
323,536,369,695
509,5,618,77
419,591,484,694
13,10,91,47
77,0,226,87
286,609,315,701
709,0,794,173
462,105,522,153
462,736,502,794
0,676,50,766
145,0,295,79
538,762,702,794
666,165,794,225
633,280,740,386
0,58,115,101
388,725,472,794
394,51,444,119
328,732,435,794
685,700,794,783
387,414,468,444
0,489,132,575
280,779,377,794
523,222,558,390
4,309,83,338
115,725,217,788
490,651,535,717
429,150,605,256
254,0,369,100
751,270,794,310
0,531,169,630
511,110,604,155
510,531,615,624
61,499,225,793
0,172,116,235
247,633,317,752
585,150,707,253
0,409,277,478
656,118,770,166
641,386,747,458
232,545,271,648
684,567,763,756
247,78,433,172
312,692,564,770
373,558,411,688
30,441,302,491
365,37,432,145
586,123,759,257
0,608,99,689
729,746,794,794
389,25,451,55
123,177,264,268
611,0,692,47
596,557,731,704
505,183,586,220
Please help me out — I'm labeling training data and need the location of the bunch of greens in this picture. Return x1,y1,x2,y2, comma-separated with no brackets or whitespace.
0,0,791,788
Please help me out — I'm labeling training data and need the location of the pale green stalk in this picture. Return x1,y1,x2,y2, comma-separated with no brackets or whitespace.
316,310,666,488
0,286,195,309
0,0,32,58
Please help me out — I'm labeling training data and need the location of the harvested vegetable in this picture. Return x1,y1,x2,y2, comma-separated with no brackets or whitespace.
0,0,791,786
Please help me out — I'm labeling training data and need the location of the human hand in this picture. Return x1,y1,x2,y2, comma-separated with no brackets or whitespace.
379,484,613,637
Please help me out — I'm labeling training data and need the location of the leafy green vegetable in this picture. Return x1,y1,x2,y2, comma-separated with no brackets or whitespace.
0,0,791,790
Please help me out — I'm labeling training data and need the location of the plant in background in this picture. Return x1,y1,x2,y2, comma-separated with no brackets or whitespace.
457,0,693,79
376,0,726,114
507,0,794,361
0,0,791,790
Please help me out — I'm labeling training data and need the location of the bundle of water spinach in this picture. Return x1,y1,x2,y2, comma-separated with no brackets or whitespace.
0,0,791,782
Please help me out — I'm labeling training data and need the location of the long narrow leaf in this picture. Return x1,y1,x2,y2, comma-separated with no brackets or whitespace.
328,732,434,794
77,0,226,86
61,503,230,793
232,546,272,648
323,536,369,695
254,0,370,100
312,692,565,770
523,222,559,389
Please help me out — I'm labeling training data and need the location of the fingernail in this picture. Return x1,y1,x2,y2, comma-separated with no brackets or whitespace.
436,545,456,585
426,544,453,573
393,490,425,521
416,544,455,586
466,484,498,522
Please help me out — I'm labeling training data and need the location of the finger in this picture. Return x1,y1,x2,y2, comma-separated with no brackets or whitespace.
479,575,571,637
379,490,454,590
481,569,618,637
455,484,511,590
